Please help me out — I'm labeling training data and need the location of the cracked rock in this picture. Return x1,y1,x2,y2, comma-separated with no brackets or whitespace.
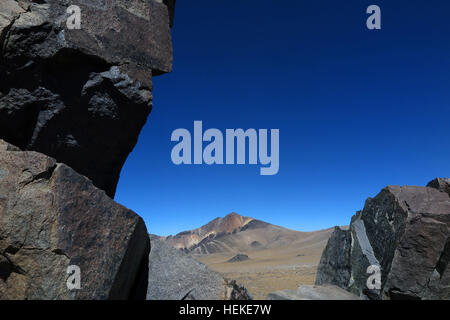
315,179,450,300
147,238,252,300
0,0,174,197
315,226,351,288
0,139,150,299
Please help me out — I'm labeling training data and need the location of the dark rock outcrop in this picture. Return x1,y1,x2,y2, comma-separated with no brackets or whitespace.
0,0,174,197
0,0,176,300
227,254,250,263
315,226,351,288
316,179,450,300
147,239,252,300
225,279,253,300
427,178,450,197
0,139,150,299
250,241,263,249
158,0,176,27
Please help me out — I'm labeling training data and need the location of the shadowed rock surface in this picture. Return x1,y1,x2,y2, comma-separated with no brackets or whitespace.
267,284,360,300
315,226,351,288
147,239,252,300
0,0,176,300
316,179,450,300
427,178,450,197
0,0,173,197
0,139,150,299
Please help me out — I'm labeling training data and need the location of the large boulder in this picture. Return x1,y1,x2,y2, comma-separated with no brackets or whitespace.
147,238,252,300
0,139,150,299
427,178,450,197
316,179,450,300
0,0,174,197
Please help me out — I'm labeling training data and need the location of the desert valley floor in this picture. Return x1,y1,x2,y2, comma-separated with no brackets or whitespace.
196,243,325,299
155,213,335,299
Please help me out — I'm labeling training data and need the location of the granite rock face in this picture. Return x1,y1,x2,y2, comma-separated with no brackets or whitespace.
316,179,450,300
147,239,252,300
0,0,174,197
0,139,150,299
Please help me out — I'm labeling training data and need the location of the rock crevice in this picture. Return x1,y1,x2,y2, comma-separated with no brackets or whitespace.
316,179,450,300
0,139,151,299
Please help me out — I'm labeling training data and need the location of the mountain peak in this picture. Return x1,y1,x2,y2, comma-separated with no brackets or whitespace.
160,213,253,251
203,212,253,236
226,212,241,218
217,212,246,222
157,213,334,256
222,212,249,224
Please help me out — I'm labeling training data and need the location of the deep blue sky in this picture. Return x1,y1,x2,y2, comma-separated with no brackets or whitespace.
115,0,450,236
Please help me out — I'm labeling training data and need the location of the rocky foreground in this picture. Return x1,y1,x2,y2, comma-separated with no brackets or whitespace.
147,239,251,300
314,178,450,300
0,0,251,300
2,0,449,302
0,0,174,198
0,139,149,299
268,284,359,300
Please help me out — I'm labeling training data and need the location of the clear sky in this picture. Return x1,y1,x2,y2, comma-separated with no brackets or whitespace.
115,0,450,236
